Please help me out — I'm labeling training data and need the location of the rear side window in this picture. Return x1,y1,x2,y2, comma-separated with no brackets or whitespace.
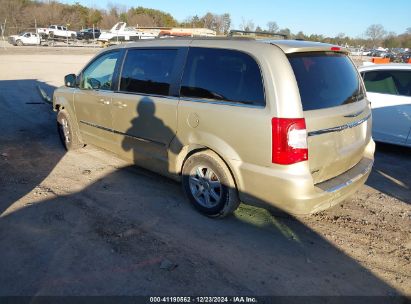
120,49,178,96
180,48,265,106
363,70,411,97
288,52,363,111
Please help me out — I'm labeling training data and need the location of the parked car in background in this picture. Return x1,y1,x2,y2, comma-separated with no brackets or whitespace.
369,49,387,57
77,28,101,40
383,51,403,63
53,38,374,217
8,32,41,46
359,64,411,147
362,49,371,56
37,25,77,39
349,48,363,56
401,52,411,63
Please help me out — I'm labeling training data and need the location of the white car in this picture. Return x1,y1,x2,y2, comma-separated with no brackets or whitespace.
358,64,411,147
8,32,41,46
349,48,363,56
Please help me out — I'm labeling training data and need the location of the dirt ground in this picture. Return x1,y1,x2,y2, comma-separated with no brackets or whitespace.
0,45,410,297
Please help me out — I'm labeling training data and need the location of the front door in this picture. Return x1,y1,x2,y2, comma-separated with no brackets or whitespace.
74,50,121,149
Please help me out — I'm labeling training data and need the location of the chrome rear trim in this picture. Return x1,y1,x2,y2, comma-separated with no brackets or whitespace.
308,114,371,137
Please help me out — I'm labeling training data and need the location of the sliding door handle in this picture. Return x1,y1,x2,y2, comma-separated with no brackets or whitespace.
98,98,110,105
113,101,127,109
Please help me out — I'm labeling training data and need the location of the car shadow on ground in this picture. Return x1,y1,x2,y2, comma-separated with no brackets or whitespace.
0,79,65,215
366,142,411,204
0,88,406,297
0,164,405,297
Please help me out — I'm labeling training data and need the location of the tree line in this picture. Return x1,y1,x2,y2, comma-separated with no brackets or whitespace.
238,20,411,49
0,0,233,35
0,0,410,48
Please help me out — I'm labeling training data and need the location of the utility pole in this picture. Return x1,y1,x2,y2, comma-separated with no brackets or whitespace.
92,23,95,48
66,23,69,47
35,18,38,49
1,19,6,50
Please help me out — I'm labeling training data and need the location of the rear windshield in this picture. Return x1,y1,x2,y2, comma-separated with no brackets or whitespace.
288,52,364,111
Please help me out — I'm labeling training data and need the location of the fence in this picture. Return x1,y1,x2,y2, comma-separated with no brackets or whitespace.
3,27,40,36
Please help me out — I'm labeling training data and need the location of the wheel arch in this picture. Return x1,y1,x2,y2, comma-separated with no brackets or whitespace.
54,93,84,144
177,144,240,192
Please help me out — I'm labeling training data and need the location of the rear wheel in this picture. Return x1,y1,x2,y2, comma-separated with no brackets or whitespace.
182,150,240,218
57,110,82,151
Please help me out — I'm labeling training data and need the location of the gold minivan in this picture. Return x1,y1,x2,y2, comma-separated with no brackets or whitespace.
54,38,375,217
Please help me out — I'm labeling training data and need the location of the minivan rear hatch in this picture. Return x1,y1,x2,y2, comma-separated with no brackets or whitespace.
288,51,372,184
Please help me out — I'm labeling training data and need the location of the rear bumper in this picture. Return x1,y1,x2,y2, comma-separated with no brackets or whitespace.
233,139,375,215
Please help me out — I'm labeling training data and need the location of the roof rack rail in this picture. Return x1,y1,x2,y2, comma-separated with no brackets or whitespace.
228,30,288,39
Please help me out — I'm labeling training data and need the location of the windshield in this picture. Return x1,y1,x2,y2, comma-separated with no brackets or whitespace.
288,52,364,111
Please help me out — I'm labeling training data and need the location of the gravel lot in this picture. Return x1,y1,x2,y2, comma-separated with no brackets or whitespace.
0,45,410,297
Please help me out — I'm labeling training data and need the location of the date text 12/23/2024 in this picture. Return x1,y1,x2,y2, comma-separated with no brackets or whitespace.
150,297,257,303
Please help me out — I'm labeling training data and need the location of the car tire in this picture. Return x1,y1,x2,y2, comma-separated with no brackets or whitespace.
57,110,82,151
182,150,240,218
16,40,23,46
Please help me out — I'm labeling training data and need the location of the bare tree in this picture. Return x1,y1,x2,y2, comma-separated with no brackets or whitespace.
202,12,214,29
295,31,306,40
0,19,5,39
221,13,231,34
278,28,291,38
212,14,224,34
128,13,154,27
384,31,400,48
240,18,255,31
267,21,279,33
100,6,120,30
0,0,24,34
365,24,386,47
335,32,346,45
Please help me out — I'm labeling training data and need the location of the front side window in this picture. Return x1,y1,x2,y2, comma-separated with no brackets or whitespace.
120,49,178,96
180,48,265,106
81,51,119,90
363,70,411,97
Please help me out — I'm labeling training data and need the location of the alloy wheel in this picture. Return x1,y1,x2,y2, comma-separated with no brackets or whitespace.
189,166,222,208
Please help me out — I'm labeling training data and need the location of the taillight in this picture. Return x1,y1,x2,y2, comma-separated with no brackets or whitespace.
272,118,308,165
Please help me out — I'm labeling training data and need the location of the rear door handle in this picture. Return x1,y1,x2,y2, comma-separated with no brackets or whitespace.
113,101,127,109
98,98,110,105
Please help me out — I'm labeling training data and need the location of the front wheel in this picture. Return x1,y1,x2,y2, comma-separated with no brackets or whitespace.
57,110,82,151
16,40,23,46
182,150,240,218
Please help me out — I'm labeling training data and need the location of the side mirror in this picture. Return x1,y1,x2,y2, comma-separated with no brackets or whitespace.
64,74,77,88
87,78,101,90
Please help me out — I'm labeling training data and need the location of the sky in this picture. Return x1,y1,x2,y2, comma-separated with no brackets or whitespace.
62,0,410,38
